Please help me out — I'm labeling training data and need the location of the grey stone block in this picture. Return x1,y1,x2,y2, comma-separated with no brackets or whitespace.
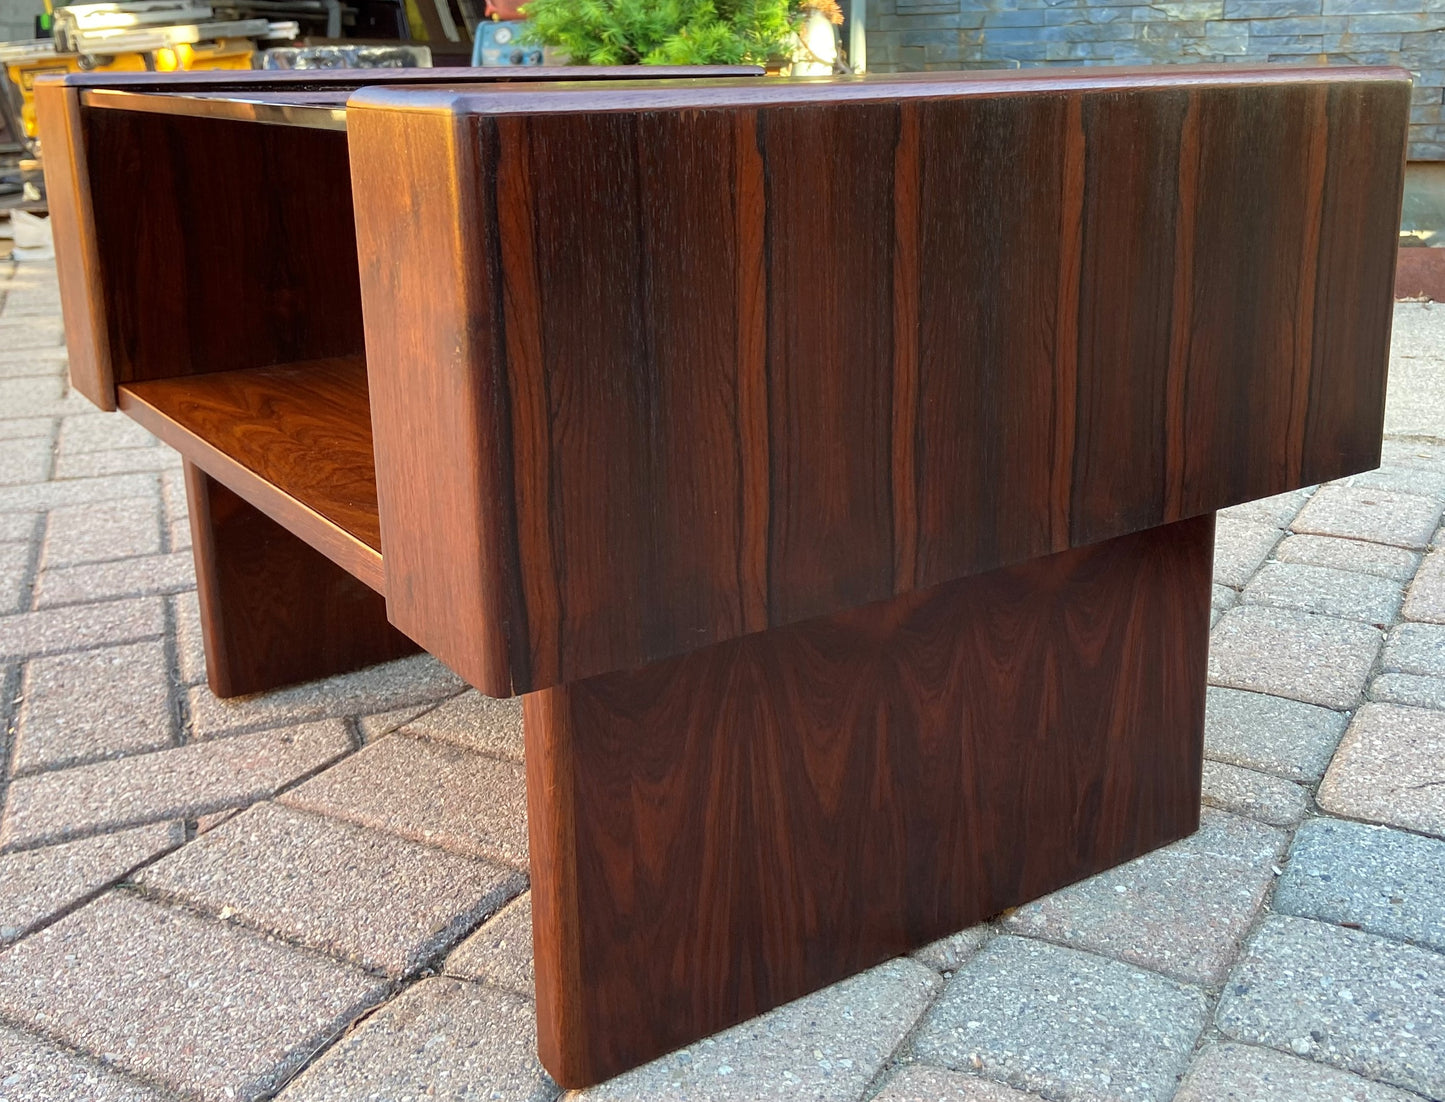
0,540,28,614
873,1065,1046,1101
42,497,161,567
0,473,160,515
52,447,181,480
1216,915,1445,1098
0,437,49,487
399,688,524,761
1274,533,1421,581
1371,671,1445,710
1349,464,1445,502
1175,1042,1419,1102
138,802,524,976
1217,487,1315,528
0,418,50,442
1212,583,1236,611
283,978,555,1102
1291,485,1444,551
576,959,941,1101
1208,606,1381,710
188,653,464,739
1404,550,1445,623
357,702,439,741
1213,518,1282,588
1203,686,1349,782
35,550,194,608
912,925,991,973
1381,621,1445,676
0,892,387,1102
0,1022,172,1102
1201,761,1309,826
13,639,175,773
57,413,158,454
444,889,534,997
0,595,166,662
280,734,529,868
912,937,1210,1102
1004,809,1285,984
1318,703,1445,838
0,720,352,850
0,511,37,542
1275,817,1445,951
171,589,207,684
0,822,180,944
1241,562,1403,626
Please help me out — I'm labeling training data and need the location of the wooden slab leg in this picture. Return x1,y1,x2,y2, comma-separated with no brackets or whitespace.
523,513,1215,1088
184,461,418,698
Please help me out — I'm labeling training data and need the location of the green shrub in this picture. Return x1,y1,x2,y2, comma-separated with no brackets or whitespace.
523,0,816,66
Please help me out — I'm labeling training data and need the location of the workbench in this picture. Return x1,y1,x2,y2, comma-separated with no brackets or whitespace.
37,64,1409,1088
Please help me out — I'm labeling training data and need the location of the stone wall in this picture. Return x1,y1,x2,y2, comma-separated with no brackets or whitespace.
865,0,1445,159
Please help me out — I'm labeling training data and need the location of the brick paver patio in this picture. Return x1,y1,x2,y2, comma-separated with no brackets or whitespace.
1,257,1443,1101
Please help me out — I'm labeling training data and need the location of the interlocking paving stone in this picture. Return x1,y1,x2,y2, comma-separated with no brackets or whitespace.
398,689,524,761
0,595,165,662
1213,519,1283,589
912,926,991,974
1273,533,1422,581
0,1023,175,1102
1274,817,1445,952
1211,584,1236,612
444,890,534,996
357,702,438,741
0,822,180,944
574,958,941,1101
34,550,194,608
187,653,464,738
1003,809,1285,985
53,448,181,480
1174,1042,1420,1102
912,937,1210,1102
0,540,27,614
0,350,68,379
1381,621,1445,677
0,320,64,353
0,892,387,1102
0,417,52,439
0,720,352,849
1201,761,1309,827
1215,915,1445,1097
0,511,37,542
0,438,48,487
42,497,161,567
1291,485,1444,551
279,734,529,867
1202,687,1349,783
1370,672,1445,710
1218,488,1314,528
0,472,159,514
280,977,555,1102
1208,607,1381,709
13,639,174,773
1380,438,1445,472
57,414,158,454
1240,563,1403,626
872,1065,1046,1101
1350,465,1445,502
138,802,524,976
1404,550,1445,623
170,589,206,684
1317,703,1445,838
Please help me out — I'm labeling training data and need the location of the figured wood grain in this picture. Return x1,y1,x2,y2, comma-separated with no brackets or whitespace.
120,358,383,591
525,514,1214,1088
185,463,416,697
349,68,1408,696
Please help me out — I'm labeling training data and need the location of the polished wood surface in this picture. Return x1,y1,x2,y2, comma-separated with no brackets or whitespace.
526,513,1214,1087
120,358,383,591
185,463,415,697
349,68,1408,696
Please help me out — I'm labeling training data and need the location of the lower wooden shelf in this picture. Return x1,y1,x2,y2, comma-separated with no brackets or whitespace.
118,356,385,593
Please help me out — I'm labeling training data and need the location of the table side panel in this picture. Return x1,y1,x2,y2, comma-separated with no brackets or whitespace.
351,75,1407,695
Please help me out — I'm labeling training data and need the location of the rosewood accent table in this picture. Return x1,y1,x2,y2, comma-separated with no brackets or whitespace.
38,65,1408,1088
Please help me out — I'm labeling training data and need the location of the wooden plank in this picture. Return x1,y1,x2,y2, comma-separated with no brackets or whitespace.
348,69,1407,694
525,513,1214,1088
119,358,384,592
185,463,416,697
34,80,114,410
